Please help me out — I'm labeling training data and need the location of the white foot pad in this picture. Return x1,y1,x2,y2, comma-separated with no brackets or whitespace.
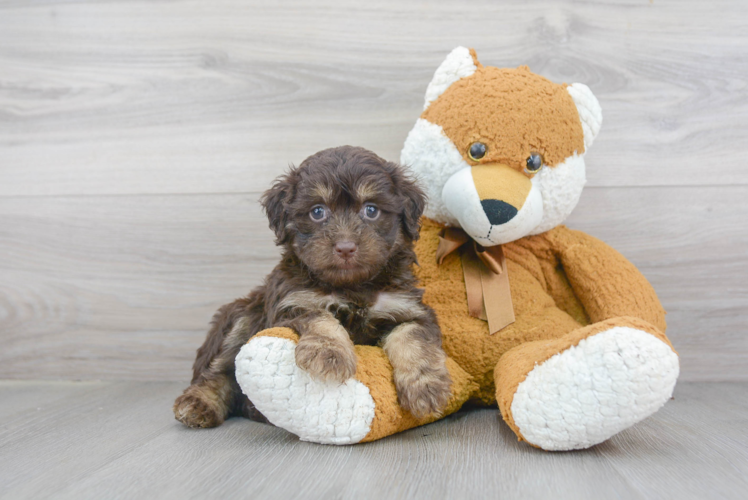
235,336,375,445
511,327,679,450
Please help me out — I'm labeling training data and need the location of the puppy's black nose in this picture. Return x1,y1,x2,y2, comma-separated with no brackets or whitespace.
334,241,358,259
481,199,518,226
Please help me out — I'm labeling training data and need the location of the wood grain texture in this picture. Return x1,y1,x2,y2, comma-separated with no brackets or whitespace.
0,0,747,196
0,381,746,499
0,0,746,381
0,193,279,382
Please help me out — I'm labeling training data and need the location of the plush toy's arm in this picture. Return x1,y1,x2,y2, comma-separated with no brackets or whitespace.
235,328,477,445
547,226,667,332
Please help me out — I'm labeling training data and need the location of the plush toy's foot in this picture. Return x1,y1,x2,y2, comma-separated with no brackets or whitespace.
496,317,679,451
235,328,476,445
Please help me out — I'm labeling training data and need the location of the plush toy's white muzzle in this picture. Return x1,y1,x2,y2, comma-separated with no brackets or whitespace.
442,167,544,246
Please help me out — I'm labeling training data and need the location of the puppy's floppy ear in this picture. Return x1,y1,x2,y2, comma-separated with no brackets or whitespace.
261,168,297,245
389,163,426,241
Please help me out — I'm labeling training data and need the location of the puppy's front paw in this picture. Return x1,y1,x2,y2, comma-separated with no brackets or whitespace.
395,366,452,419
173,392,223,429
295,336,357,383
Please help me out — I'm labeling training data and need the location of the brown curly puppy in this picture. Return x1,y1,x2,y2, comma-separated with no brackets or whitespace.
174,146,452,429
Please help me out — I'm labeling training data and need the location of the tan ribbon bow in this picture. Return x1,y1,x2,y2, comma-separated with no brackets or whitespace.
436,227,515,335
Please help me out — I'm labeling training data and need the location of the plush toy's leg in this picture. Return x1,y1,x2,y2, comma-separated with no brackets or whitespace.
235,328,476,445
495,317,679,451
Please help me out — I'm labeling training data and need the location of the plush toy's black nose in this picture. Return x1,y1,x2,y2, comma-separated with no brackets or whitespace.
481,199,518,226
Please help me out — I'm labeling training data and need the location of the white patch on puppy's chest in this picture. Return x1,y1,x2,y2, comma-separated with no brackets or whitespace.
280,290,425,325
369,292,425,323
279,291,344,314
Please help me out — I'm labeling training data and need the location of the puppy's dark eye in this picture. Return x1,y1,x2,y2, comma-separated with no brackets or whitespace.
468,142,487,161
526,153,543,173
362,204,380,220
309,205,328,222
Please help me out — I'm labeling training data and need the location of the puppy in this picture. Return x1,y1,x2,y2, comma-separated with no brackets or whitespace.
174,146,452,428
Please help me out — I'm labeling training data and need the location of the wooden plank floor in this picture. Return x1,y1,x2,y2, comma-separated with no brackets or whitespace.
1,381,746,500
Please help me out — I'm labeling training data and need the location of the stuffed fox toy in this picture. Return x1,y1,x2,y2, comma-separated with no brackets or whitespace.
235,47,679,450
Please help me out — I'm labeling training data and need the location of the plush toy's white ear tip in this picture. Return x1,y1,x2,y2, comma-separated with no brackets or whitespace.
567,83,603,150
423,46,478,110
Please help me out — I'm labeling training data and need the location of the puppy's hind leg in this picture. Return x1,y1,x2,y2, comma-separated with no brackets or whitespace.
174,296,264,428
174,373,236,429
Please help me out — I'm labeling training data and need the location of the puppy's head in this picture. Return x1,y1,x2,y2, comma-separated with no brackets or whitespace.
262,146,425,287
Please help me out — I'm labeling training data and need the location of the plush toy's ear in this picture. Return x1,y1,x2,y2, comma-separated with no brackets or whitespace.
389,163,426,241
567,83,603,150
261,169,297,245
423,46,479,110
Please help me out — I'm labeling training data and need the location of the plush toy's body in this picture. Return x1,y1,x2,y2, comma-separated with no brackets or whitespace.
414,219,676,449
235,47,679,450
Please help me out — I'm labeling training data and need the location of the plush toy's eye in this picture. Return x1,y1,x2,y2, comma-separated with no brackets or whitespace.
468,142,487,161
362,204,380,220
309,205,328,222
526,153,543,173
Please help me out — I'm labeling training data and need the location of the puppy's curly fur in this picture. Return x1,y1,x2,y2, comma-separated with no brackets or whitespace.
174,146,452,428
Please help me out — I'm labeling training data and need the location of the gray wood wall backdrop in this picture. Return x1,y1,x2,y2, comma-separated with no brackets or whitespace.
1,0,746,383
